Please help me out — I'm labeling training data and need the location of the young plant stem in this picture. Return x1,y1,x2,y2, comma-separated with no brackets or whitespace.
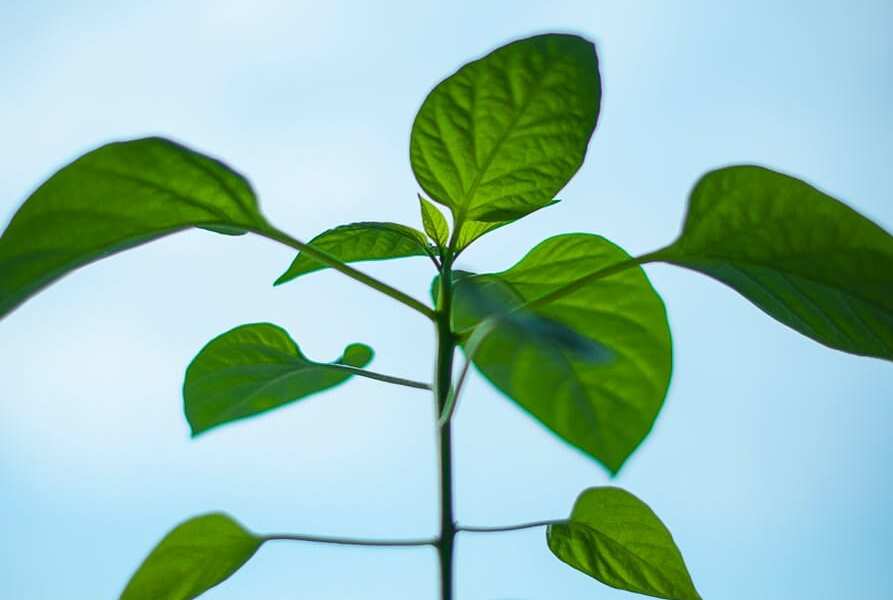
438,319,497,426
434,253,457,600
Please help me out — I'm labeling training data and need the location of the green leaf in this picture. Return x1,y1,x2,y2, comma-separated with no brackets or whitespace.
0,137,268,320
547,487,700,600
121,513,262,600
419,194,450,247
653,166,893,360
451,234,671,473
454,275,612,365
198,224,248,236
410,34,600,245
184,323,373,436
275,222,433,285
454,199,560,252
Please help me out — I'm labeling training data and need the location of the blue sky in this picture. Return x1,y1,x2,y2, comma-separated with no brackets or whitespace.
1,1,891,598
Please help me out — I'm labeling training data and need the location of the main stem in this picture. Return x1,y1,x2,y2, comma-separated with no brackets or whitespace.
434,255,457,600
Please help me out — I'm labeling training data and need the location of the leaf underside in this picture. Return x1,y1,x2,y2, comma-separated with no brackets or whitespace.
655,165,893,360
184,323,373,435
120,513,262,600
0,137,268,320
547,487,701,600
275,221,432,285
451,234,672,473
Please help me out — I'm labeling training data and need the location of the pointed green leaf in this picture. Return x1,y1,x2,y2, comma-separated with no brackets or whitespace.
419,195,450,247
184,323,373,436
455,199,560,252
410,34,600,244
654,166,893,360
548,487,701,600
275,222,432,285
451,234,671,473
121,513,262,600
0,137,268,320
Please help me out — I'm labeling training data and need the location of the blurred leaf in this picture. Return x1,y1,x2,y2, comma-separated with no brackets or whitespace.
419,194,450,247
455,275,612,364
548,487,700,600
410,34,599,245
0,137,268,319
275,222,432,285
452,234,671,473
184,323,373,435
121,513,262,600
438,274,613,426
654,166,893,360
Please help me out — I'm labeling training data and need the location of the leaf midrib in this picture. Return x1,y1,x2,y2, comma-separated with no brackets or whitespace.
557,522,695,599
454,51,558,229
665,252,893,317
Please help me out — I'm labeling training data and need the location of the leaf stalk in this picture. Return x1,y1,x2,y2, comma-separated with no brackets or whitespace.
263,534,436,547
256,225,437,320
457,519,567,534
330,364,432,391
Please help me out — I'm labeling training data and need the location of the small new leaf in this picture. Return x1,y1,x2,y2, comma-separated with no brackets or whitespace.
451,234,671,473
419,195,450,247
184,323,373,435
275,222,433,285
654,166,893,360
120,513,262,600
0,137,268,320
547,487,701,600
410,34,600,246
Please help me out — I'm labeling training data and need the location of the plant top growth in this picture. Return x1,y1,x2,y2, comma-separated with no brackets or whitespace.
2,33,891,600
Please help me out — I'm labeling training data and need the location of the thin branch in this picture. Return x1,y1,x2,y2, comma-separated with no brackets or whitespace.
457,519,567,534
333,364,432,391
252,225,437,321
263,533,437,547
437,318,496,426
436,368,466,427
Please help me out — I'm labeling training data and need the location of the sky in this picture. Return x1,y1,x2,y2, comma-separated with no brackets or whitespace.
1,1,891,598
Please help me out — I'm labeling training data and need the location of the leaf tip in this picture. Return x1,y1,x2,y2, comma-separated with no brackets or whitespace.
187,420,208,439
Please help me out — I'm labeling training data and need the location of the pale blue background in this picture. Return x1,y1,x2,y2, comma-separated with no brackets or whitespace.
1,1,891,598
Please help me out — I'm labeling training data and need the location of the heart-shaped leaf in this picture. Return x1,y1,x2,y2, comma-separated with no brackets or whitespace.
653,166,893,360
548,487,701,600
275,222,433,285
0,137,269,320
410,34,600,246
451,234,671,473
121,513,262,600
184,323,373,436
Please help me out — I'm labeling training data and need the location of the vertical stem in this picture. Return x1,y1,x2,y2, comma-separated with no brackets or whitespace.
434,257,456,600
